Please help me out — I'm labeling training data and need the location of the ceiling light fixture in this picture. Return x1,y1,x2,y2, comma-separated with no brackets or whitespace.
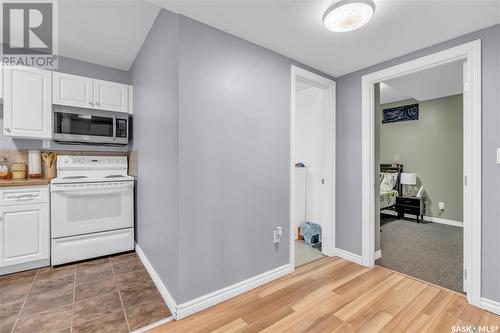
322,0,375,32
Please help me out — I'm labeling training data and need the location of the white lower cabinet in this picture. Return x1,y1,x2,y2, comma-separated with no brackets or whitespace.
0,186,50,275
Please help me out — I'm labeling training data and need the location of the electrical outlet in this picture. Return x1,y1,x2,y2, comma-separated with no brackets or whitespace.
273,227,283,244
42,140,51,149
438,202,445,210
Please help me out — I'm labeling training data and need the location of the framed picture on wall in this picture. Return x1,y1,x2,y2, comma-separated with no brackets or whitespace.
382,103,419,123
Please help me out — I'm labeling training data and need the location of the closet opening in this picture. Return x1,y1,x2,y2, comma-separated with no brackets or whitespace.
290,66,335,269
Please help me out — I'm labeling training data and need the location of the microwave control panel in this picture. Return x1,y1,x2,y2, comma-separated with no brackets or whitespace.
116,119,128,138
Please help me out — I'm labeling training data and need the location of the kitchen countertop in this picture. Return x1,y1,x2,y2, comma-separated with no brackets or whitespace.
0,178,51,187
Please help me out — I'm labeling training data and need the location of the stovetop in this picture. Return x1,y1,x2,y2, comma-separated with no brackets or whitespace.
53,155,133,184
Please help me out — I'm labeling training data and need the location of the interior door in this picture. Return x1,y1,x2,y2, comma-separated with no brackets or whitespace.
93,79,129,113
3,66,52,139
0,204,49,267
53,72,94,109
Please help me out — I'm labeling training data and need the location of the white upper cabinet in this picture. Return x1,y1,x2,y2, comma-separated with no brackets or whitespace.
53,72,93,109
3,66,52,139
52,74,130,114
94,79,129,113
128,86,133,115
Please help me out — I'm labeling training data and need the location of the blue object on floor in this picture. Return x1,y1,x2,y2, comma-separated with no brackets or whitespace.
300,222,322,244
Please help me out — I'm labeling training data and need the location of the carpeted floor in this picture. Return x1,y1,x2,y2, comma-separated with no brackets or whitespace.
295,240,324,267
376,215,463,293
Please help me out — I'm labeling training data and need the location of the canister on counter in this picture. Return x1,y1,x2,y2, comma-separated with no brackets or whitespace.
0,157,11,179
12,162,27,179
28,150,42,178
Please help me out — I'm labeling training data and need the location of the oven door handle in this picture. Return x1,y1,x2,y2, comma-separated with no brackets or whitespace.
51,182,133,194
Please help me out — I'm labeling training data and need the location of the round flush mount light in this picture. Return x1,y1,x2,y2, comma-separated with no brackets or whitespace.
322,0,375,32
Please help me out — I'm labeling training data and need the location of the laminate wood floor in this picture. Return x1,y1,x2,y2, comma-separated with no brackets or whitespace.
150,257,500,333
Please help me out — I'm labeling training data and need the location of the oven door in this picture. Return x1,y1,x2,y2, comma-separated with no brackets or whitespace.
50,181,134,238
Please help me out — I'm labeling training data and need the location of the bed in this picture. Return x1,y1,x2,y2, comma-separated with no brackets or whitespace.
380,164,403,210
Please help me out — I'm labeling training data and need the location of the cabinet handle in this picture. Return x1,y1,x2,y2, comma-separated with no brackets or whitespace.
4,128,10,133
16,194,33,201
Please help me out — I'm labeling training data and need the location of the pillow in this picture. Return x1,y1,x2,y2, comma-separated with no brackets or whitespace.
380,172,398,192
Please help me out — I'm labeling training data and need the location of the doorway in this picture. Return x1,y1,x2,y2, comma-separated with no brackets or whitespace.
360,41,482,307
375,60,465,293
290,66,335,269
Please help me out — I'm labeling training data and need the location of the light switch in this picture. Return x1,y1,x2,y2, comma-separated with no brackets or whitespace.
496,148,500,164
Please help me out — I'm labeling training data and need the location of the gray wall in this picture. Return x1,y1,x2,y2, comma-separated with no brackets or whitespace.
0,55,130,152
177,15,291,303
131,9,333,304
129,10,180,301
336,24,500,302
380,95,463,221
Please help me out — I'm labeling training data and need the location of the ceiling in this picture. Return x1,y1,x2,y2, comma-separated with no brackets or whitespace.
379,83,411,105
11,0,497,74
380,61,463,104
155,0,500,77
58,0,160,71
296,79,312,92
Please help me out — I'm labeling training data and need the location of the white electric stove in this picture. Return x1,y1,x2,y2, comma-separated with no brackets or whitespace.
51,155,134,265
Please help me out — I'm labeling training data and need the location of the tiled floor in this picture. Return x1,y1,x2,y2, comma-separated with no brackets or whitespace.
0,251,172,333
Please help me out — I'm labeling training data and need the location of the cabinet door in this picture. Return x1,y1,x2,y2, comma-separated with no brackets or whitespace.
0,204,49,268
128,86,133,115
53,72,93,108
3,66,52,139
94,79,128,113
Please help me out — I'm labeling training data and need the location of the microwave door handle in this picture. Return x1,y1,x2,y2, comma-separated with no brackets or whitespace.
113,115,117,139
77,114,92,120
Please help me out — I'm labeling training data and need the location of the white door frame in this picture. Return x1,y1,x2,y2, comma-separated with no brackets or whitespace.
290,65,336,269
361,40,482,307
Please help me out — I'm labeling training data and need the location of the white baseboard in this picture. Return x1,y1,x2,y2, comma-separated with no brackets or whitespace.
131,317,174,333
334,248,363,265
136,243,292,321
426,216,463,227
374,250,382,260
480,297,500,315
176,264,292,320
380,210,463,227
135,243,178,319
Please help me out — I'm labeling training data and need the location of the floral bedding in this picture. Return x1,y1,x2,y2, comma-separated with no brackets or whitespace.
380,189,398,209
380,172,399,209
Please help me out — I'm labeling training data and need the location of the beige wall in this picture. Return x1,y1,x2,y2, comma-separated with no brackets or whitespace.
379,94,464,222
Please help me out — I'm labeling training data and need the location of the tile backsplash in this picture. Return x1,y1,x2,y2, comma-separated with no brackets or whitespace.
0,149,136,176
0,149,29,164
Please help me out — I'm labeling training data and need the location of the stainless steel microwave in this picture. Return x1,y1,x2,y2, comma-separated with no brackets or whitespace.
53,108,129,145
